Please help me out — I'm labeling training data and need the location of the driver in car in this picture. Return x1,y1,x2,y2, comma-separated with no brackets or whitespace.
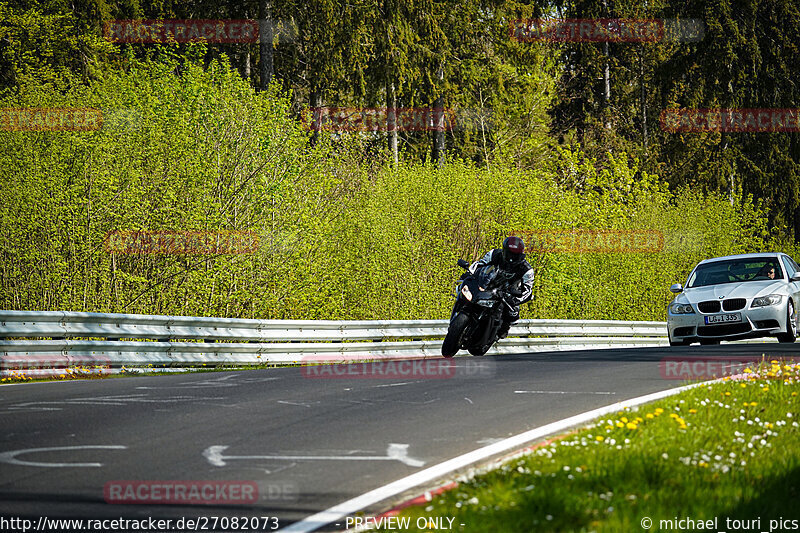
756,263,780,279
469,236,535,339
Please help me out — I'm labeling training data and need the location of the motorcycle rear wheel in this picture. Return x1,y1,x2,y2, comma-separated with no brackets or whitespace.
442,312,470,358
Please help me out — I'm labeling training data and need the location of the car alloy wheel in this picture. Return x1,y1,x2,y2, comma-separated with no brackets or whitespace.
777,300,797,343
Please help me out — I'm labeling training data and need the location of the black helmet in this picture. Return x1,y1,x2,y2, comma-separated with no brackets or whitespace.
502,236,525,265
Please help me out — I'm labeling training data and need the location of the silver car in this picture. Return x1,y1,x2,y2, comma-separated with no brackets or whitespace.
667,253,800,346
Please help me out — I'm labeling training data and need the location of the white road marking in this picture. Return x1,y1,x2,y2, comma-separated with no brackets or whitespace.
278,383,701,532
0,445,126,467
136,377,279,390
514,390,616,395
240,377,281,383
373,382,415,388
176,375,240,388
277,400,319,408
464,397,473,404
204,443,425,468
0,380,84,388
7,394,225,410
340,398,439,406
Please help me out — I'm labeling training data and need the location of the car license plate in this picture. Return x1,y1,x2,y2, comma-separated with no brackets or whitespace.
704,313,742,324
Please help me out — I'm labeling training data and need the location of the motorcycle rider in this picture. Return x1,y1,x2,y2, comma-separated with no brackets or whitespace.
468,236,534,339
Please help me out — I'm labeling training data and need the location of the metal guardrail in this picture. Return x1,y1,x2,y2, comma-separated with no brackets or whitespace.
0,310,668,374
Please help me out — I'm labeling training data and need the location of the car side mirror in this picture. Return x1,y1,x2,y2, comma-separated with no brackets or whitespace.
670,283,684,294
791,273,800,282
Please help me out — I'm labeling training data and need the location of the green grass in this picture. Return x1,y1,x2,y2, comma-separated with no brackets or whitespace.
389,360,800,532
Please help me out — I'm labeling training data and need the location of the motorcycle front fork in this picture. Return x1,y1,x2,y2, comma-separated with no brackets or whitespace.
450,299,462,320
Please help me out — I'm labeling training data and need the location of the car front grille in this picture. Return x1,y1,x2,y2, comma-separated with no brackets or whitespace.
722,298,746,311
697,323,751,337
698,301,721,313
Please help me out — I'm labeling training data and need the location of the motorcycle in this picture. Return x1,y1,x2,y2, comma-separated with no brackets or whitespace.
441,259,521,358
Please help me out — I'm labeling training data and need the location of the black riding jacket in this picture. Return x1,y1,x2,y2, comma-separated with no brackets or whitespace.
468,249,534,306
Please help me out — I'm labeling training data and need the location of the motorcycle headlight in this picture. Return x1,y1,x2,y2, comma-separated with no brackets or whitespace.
751,294,783,308
669,302,695,314
476,299,494,307
461,285,473,301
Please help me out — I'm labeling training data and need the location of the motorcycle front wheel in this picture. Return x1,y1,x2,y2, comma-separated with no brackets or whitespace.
442,312,470,358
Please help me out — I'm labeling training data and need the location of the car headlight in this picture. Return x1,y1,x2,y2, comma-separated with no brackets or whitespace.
461,285,473,301
751,294,783,308
669,302,695,314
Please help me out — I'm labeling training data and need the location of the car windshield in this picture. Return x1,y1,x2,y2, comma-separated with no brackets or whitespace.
687,258,783,288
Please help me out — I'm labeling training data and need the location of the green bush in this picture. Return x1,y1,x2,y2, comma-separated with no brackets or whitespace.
0,55,782,320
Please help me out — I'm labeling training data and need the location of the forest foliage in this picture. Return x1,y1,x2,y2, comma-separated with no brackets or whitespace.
0,51,785,319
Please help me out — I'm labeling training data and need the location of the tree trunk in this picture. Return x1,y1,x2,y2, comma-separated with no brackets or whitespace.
792,134,800,244
431,64,445,167
602,0,611,129
794,205,800,245
640,46,647,148
258,0,274,91
310,88,321,146
387,80,398,166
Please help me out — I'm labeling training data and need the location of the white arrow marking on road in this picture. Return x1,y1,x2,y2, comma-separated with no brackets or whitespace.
0,445,127,467
203,444,425,468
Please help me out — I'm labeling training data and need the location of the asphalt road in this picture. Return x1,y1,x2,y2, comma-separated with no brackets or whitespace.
1,343,795,532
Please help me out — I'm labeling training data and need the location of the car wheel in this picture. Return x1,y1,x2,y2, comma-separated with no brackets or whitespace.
777,301,797,343
699,339,720,345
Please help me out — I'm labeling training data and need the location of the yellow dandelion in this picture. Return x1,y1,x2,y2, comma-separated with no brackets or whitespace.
626,422,638,430
689,409,697,414
655,408,664,414
621,417,629,423
646,413,655,419
596,436,605,442
744,368,753,374
616,421,625,428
